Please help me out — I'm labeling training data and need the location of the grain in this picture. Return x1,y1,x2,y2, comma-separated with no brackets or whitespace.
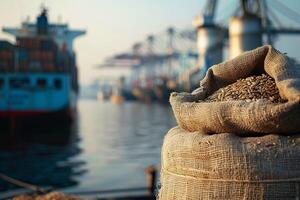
13,192,80,200
204,74,285,103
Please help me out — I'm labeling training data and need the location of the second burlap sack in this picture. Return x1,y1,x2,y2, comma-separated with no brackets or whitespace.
170,45,300,136
159,127,300,200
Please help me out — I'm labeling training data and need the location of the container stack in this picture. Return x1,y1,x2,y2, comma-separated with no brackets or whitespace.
16,37,58,72
56,51,75,72
159,45,300,200
0,41,15,71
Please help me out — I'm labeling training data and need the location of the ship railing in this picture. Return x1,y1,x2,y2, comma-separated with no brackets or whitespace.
0,166,157,200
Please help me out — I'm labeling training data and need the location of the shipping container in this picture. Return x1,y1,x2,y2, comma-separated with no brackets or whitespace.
0,60,13,71
17,38,40,49
28,51,54,62
42,51,55,61
56,51,75,71
0,50,13,59
0,49,14,72
17,37,58,51
0,36,77,73
18,49,29,61
18,60,29,71
43,62,55,71
29,61,41,71
40,39,57,51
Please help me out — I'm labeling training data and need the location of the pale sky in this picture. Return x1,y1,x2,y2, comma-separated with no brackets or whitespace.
0,0,300,85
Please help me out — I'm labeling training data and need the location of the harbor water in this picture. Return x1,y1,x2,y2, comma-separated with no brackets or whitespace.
0,99,176,194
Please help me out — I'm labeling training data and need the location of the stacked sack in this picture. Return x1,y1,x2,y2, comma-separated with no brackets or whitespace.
159,45,300,200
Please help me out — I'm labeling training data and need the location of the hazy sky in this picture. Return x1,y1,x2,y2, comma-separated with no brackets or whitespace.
0,0,300,85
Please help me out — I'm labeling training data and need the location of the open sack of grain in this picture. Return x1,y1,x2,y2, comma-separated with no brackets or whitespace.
170,45,300,135
159,45,300,200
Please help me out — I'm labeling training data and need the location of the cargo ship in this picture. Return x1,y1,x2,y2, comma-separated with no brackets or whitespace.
0,8,85,124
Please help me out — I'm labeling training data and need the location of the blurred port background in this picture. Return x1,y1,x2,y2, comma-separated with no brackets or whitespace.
0,0,300,199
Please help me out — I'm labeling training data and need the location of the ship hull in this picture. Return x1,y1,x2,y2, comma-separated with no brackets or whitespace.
0,72,77,129
0,107,74,128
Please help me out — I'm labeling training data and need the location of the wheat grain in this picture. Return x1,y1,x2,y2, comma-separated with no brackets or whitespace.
204,74,285,103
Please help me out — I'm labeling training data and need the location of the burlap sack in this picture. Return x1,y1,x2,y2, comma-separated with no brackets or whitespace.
170,45,300,135
159,126,300,200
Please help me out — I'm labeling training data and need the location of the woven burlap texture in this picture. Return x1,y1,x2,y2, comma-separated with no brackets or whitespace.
159,126,300,200
170,45,300,135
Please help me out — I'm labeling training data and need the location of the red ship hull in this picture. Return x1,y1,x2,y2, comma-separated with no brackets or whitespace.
0,108,75,131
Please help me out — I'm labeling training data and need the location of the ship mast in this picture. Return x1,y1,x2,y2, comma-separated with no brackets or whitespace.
37,6,49,35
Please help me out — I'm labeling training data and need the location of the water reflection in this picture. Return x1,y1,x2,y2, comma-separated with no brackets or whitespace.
72,100,175,192
0,115,86,191
0,100,176,194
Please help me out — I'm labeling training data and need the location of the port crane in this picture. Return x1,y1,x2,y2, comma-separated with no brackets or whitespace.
98,0,300,102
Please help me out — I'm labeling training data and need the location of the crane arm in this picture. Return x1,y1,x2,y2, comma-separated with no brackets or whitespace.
204,0,218,19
